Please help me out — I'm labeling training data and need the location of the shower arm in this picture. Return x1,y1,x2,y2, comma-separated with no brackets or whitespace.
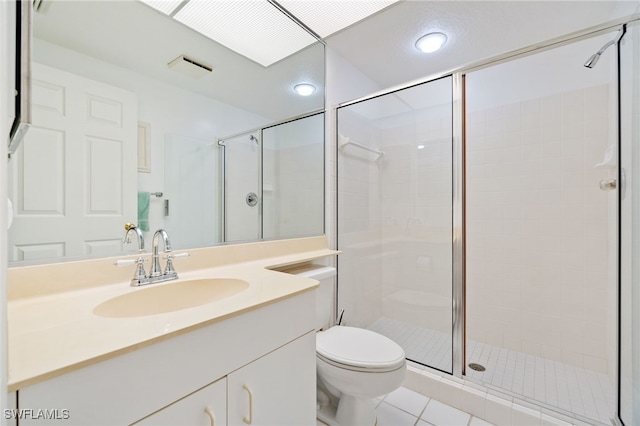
584,28,626,68
595,39,616,56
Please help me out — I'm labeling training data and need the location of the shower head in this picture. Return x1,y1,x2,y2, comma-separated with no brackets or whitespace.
584,53,601,69
583,30,623,69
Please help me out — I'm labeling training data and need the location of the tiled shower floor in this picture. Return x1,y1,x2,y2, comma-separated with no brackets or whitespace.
368,317,616,425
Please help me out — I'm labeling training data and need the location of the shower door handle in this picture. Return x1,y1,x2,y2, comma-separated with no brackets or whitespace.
599,179,617,191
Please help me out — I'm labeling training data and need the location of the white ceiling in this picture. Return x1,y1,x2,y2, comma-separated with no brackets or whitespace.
325,0,639,94
32,0,639,124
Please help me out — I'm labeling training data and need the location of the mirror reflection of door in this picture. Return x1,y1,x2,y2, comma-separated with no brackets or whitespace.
222,133,262,243
7,63,137,261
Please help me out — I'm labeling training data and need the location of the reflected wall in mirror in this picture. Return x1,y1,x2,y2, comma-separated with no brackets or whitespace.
7,0,325,264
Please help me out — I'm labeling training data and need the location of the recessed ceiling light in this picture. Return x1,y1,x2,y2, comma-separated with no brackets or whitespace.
417,144,425,150
294,83,316,96
415,32,447,53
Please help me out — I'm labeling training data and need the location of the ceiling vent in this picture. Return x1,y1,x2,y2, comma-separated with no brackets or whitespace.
167,55,213,78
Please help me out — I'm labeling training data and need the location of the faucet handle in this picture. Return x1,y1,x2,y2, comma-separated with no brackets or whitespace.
115,257,149,287
132,256,148,282
163,252,190,260
115,258,139,267
163,252,189,278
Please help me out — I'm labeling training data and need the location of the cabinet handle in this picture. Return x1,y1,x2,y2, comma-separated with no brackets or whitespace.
204,406,216,426
242,384,253,425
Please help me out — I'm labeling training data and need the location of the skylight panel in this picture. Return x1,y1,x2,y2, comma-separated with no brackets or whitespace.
173,0,318,67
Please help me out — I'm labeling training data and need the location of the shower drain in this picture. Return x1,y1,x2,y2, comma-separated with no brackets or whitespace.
468,363,486,372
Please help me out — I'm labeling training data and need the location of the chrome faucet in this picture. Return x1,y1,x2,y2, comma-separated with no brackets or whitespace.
123,223,145,251
122,223,148,286
149,229,177,281
116,227,186,286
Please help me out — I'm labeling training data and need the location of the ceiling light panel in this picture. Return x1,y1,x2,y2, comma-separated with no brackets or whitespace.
173,0,319,67
277,0,398,38
139,0,183,15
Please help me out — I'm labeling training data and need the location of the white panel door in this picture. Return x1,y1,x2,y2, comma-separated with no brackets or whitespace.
7,63,137,261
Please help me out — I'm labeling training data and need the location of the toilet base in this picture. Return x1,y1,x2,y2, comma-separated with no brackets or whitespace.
317,394,377,426
317,401,337,426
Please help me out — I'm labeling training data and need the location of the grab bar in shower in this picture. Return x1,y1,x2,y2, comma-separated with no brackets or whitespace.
338,135,384,158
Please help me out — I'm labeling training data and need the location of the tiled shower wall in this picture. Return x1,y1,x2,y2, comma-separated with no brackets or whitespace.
336,109,384,328
263,143,324,240
337,98,454,352
378,106,452,335
466,84,612,373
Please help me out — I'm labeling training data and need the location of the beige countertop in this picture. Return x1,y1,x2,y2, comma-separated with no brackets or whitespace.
7,236,338,392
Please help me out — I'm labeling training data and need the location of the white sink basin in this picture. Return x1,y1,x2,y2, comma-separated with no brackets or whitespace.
93,278,250,318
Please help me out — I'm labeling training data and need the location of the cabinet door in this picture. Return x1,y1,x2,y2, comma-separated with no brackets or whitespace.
6,392,17,426
228,331,316,426
133,377,226,426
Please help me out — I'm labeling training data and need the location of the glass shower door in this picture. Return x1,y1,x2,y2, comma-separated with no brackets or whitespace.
619,21,639,426
337,76,454,373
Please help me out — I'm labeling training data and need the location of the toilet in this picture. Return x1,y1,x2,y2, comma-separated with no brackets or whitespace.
289,264,407,426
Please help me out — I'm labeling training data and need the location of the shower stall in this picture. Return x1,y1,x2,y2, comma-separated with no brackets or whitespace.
218,112,325,243
163,112,324,248
336,20,639,425
337,76,457,374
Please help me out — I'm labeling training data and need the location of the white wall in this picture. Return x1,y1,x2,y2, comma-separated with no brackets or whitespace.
465,34,617,374
33,39,268,246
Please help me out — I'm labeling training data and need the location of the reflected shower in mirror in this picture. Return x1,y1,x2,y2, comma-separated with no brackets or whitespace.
215,113,325,247
7,0,325,264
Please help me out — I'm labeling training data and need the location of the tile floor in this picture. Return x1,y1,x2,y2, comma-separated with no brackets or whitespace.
317,386,495,426
369,317,614,425
465,341,614,425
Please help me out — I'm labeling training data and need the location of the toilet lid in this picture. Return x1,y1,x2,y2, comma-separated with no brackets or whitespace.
316,326,405,370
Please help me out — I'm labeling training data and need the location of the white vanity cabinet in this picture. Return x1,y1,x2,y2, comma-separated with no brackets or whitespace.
134,331,316,426
17,290,316,426
228,331,316,426
133,377,227,426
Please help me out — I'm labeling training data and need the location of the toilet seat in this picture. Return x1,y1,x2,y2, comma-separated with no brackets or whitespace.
316,326,405,372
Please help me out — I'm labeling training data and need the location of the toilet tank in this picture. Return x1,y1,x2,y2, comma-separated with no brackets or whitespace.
279,263,337,331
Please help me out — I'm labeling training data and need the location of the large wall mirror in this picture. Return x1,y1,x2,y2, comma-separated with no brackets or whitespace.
7,0,325,264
